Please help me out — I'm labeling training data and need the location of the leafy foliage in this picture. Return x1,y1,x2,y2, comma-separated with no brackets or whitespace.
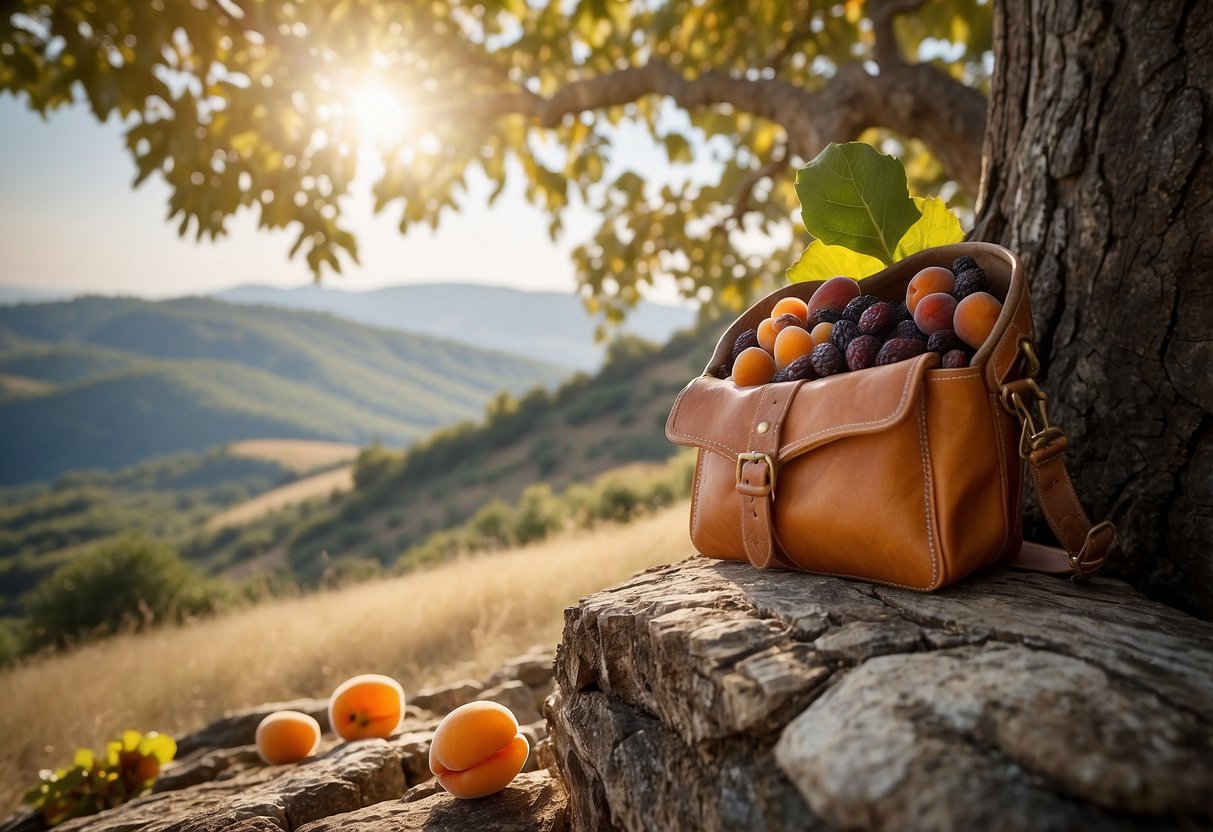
794,142,923,265
396,452,695,571
0,1,991,319
788,143,966,281
24,534,229,650
23,730,176,827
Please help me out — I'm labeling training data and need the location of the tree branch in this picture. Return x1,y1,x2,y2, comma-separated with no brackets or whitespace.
730,147,790,228
434,58,985,194
870,0,929,65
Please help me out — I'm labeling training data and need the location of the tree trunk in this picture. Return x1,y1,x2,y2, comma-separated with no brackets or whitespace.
974,0,1213,617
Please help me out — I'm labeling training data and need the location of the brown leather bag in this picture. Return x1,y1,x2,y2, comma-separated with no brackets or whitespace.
665,242,1115,590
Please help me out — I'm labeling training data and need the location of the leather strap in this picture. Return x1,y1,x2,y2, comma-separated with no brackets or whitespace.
1005,432,1116,581
736,383,801,570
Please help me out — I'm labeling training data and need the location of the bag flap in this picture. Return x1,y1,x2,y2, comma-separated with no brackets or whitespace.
666,352,936,463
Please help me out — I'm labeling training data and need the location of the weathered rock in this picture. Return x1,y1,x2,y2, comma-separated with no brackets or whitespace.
0,810,43,832
294,770,569,831
485,650,557,689
409,680,483,714
175,698,330,756
390,731,435,787
477,680,544,726
519,720,549,773
54,740,404,832
153,745,264,792
550,558,1213,831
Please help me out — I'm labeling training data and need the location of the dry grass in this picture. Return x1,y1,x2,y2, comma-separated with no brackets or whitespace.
207,466,354,530
227,439,359,473
0,503,692,810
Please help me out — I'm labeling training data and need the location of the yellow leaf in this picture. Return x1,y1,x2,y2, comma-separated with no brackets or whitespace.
893,196,964,260
786,240,885,283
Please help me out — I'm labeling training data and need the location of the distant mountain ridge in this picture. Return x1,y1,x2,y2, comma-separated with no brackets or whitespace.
0,296,567,484
214,283,697,370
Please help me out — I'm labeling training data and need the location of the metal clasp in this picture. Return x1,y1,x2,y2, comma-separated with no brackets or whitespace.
736,451,776,496
1000,340,1064,460
1071,520,1116,581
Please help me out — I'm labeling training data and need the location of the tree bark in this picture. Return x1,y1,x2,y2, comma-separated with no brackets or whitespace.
974,0,1213,616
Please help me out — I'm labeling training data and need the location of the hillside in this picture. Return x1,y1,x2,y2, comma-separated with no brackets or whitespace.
0,446,300,615
0,504,690,811
215,283,697,370
0,297,567,483
188,322,720,582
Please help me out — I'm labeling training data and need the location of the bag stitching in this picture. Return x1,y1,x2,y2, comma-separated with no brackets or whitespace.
690,449,706,552
779,359,923,457
917,395,940,589
990,393,1012,563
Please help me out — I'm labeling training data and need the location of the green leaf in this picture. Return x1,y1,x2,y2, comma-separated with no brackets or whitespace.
894,196,965,259
795,142,922,265
786,240,885,283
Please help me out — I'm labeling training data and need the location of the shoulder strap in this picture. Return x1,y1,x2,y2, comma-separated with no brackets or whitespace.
999,346,1116,581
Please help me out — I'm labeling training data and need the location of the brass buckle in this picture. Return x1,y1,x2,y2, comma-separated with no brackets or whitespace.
736,452,776,496
1000,340,1063,460
1070,520,1115,581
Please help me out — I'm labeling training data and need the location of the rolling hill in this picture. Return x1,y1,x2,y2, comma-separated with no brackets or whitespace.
186,321,721,582
215,283,697,370
0,296,567,484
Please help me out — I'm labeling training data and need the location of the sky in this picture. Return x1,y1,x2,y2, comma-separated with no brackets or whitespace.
0,94,691,303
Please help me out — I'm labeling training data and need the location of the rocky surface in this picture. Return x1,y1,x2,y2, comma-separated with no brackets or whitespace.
295,771,568,832
3,649,557,832
9,558,1212,832
549,558,1213,831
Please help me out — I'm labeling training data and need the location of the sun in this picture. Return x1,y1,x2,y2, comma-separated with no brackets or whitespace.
348,82,411,147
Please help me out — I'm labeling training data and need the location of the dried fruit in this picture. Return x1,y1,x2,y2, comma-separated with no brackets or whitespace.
830,319,861,353
757,318,778,353
771,297,809,326
732,347,776,386
952,255,978,274
732,328,759,362
892,301,913,322
953,267,989,301
774,326,815,370
842,294,880,322
954,291,1003,349
894,320,926,341
772,312,806,334
912,292,958,335
846,335,884,372
858,302,897,337
876,338,927,366
941,349,971,369
927,329,965,354
807,277,862,317
907,267,956,313
810,321,834,345
810,342,847,377
774,354,817,383
810,307,843,326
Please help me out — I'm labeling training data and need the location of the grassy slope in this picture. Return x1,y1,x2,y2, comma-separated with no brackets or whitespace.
226,440,358,473
0,450,295,613
0,503,692,811
0,297,566,483
225,323,719,576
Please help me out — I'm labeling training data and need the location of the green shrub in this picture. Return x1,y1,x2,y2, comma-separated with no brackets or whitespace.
467,499,516,549
352,444,399,490
25,535,229,650
512,484,565,544
0,619,21,668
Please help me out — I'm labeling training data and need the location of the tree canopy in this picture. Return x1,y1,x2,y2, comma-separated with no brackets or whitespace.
2,0,990,319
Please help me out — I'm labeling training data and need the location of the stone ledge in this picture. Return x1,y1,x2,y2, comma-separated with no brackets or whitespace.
549,557,1213,831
